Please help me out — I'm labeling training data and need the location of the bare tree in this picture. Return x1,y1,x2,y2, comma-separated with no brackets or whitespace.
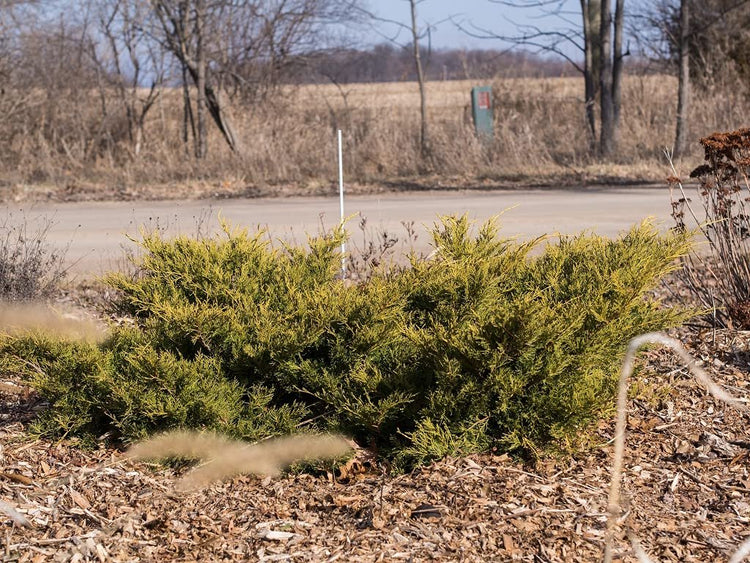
459,0,628,157
89,0,164,158
0,3,114,168
0,0,364,169
149,0,362,158
0,1,46,82
632,0,750,159
673,0,689,159
220,1,364,99
410,0,430,159
150,0,241,157
355,1,444,163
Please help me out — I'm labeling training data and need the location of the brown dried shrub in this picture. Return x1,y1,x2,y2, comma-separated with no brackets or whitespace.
671,127,750,328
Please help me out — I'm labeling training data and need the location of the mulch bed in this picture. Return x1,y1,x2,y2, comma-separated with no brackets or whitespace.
1,304,749,561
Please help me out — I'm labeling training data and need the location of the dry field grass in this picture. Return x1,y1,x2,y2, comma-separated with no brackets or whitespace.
2,74,747,202
296,77,585,110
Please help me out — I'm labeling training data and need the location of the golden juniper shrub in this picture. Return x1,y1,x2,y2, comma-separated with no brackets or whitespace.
2,217,691,466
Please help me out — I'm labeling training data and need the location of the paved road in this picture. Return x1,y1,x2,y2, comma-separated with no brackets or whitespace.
3,187,674,278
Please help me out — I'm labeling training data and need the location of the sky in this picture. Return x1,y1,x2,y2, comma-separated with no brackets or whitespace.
367,0,582,54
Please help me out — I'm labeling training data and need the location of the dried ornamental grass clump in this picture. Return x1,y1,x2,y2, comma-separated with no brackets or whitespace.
0,215,68,302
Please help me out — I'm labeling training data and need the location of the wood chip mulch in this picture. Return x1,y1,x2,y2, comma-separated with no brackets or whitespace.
2,327,749,562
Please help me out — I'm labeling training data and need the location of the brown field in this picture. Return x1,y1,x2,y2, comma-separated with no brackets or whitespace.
296,77,585,109
2,74,747,201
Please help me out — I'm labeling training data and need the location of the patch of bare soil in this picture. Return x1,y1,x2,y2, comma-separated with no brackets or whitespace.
1,281,749,561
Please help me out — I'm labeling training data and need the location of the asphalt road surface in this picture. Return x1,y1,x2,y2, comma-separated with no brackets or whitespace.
3,187,674,279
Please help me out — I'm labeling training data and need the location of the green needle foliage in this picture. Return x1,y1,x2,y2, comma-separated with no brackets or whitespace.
0,217,692,468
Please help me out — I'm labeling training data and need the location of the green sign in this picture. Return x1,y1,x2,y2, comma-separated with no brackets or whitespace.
471,86,493,140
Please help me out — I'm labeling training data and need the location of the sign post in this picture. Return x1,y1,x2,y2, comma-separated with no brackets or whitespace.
471,86,494,141
337,129,346,278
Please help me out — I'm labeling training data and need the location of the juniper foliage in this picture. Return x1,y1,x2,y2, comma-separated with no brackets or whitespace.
0,217,691,466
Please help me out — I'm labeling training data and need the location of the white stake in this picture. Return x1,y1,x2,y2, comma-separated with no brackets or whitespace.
337,129,346,277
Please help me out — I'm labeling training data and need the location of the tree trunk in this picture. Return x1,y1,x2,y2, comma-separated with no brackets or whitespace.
134,121,143,157
181,61,195,150
612,0,624,137
674,0,690,159
194,0,207,160
581,0,597,146
204,84,241,153
599,0,615,157
410,0,429,160
183,65,242,154
587,0,602,85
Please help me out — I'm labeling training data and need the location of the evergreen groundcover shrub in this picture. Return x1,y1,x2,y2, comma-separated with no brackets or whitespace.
0,217,692,468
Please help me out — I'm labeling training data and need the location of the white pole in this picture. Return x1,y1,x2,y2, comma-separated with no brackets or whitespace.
337,129,346,278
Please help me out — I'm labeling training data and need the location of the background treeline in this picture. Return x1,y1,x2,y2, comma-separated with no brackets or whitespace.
307,45,575,84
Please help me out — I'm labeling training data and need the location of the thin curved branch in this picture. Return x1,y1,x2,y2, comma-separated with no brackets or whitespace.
455,18,584,73
604,332,747,563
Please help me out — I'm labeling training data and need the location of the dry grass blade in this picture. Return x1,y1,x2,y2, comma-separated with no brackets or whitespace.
604,332,747,563
628,531,655,563
729,537,750,563
0,499,30,527
127,430,237,462
128,431,351,491
0,301,106,342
